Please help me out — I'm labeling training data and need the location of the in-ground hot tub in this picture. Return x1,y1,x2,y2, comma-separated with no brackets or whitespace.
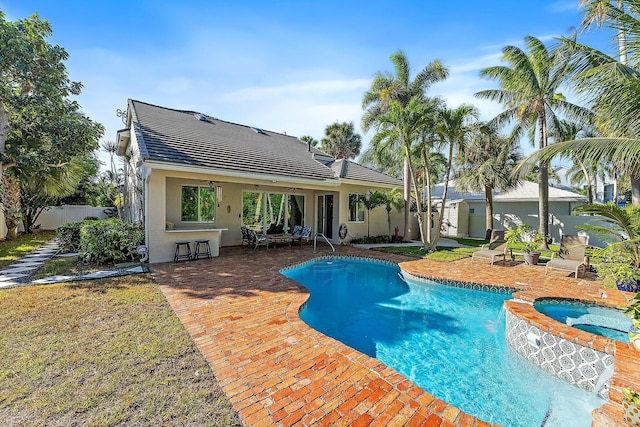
534,299,631,342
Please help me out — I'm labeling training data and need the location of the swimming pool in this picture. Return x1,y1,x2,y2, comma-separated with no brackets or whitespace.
283,258,604,427
534,300,631,342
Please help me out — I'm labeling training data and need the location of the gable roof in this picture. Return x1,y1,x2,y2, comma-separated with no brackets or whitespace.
126,100,400,186
432,180,588,203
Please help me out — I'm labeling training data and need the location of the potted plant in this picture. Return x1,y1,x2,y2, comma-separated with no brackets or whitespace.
625,293,640,351
574,204,640,292
505,224,545,265
623,388,640,426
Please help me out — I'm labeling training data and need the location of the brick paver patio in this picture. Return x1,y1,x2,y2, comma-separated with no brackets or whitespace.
150,244,636,426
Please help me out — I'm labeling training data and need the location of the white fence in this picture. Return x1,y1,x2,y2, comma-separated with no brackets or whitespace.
494,213,609,248
19,205,111,231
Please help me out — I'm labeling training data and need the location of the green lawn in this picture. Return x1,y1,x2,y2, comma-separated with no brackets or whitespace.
373,238,562,263
0,230,56,269
0,275,241,426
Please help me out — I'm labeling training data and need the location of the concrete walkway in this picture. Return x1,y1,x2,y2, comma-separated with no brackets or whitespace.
0,239,146,289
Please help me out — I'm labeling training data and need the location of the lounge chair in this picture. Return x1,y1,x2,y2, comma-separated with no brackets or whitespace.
247,229,270,250
472,230,512,265
545,235,589,278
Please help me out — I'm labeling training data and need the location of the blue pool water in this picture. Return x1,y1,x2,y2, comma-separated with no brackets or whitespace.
535,300,631,342
283,259,604,427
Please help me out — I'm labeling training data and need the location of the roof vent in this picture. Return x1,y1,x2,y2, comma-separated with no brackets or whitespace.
194,113,210,122
251,127,267,135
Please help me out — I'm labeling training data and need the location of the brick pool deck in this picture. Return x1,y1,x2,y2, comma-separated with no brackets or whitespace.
150,245,637,426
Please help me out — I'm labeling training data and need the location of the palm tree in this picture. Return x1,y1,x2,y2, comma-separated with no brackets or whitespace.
370,98,438,249
360,191,386,237
362,50,448,237
299,135,319,148
380,189,404,240
579,0,628,64
18,157,86,233
535,1,640,204
475,36,592,248
320,121,362,159
454,124,521,239
432,104,478,249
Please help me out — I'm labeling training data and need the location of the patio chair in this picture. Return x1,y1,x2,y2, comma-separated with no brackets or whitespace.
294,225,312,246
240,226,251,246
471,230,512,265
545,235,589,278
247,229,270,250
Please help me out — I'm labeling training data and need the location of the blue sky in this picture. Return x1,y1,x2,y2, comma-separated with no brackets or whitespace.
2,1,614,165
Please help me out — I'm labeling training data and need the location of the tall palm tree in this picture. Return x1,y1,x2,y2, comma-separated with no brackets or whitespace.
320,121,362,159
533,1,640,204
475,36,592,248
362,50,448,237
454,124,522,239
579,0,628,64
370,98,438,249
432,104,478,249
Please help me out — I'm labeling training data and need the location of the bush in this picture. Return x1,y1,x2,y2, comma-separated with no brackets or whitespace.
350,235,406,244
83,216,99,221
57,220,98,252
78,218,144,264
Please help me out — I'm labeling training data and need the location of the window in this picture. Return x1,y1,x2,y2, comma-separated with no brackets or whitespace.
348,193,365,222
181,186,215,222
242,191,304,233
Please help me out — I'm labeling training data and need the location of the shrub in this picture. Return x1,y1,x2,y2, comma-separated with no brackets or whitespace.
83,216,99,221
79,218,144,264
57,220,98,252
350,235,406,244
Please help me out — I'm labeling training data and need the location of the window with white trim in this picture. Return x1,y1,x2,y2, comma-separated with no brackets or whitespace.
348,193,365,222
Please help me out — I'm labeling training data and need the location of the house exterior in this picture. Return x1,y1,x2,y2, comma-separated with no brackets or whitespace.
116,100,404,263
432,180,589,243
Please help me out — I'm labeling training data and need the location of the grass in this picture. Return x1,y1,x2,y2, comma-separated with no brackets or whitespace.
0,275,241,426
374,245,477,261
373,238,562,262
30,255,104,280
0,230,56,269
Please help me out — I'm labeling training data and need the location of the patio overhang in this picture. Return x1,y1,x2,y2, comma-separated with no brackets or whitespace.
142,160,342,188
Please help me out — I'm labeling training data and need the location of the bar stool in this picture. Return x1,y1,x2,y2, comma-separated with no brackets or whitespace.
194,239,212,260
174,241,192,262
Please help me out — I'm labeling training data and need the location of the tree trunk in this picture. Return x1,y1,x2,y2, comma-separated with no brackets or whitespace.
432,143,454,251
424,151,433,247
2,175,21,240
484,184,494,235
386,207,392,240
407,155,427,250
403,156,411,238
617,0,628,65
538,114,549,249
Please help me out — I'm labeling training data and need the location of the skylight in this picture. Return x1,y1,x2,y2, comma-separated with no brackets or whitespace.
194,113,209,122
251,127,267,135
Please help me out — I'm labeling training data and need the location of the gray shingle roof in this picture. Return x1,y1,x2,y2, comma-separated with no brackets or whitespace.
432,180,588,202
129,100,402,187
130,100,336,181
327,159,403,187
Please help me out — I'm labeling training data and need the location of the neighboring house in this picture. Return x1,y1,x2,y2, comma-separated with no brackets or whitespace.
116,100,404,263
552,164,616,203
431,180,589,243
